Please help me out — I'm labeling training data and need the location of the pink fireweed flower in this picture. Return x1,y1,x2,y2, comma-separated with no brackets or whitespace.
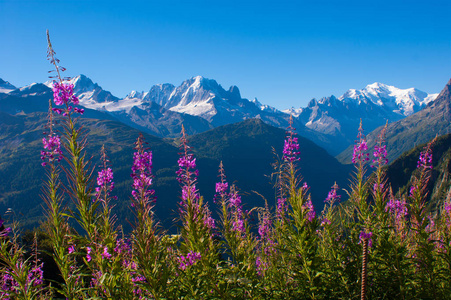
352,139,369,164
258,212,272,239
215,182,228,195
321,218,331,226
97,168,113,186
283,115,300,163
52,82,79,106
203,207,216,230
177,126,201,206
255,256,269,276
232,216,245,233
28,263,44,287
417,146,433,169
214,162,229,204
86,247,92,262
276,197,287,220
131,136,155,203
73,107,84,114
359,231,373,248
181,184,199,201
385,198,408,217
372,125,389,167
229,192,242,207
386,196,408,232
325,183,340,205
178,251,202,270
68,245,75,254
102,246,112,260
96,167,114,196
41,134,63,166
352,121,370,165
0,219,11,237
229,190,246,235
303,199,316,223
373,144,388,167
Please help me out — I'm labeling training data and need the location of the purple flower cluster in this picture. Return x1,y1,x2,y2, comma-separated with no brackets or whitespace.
352,122,370,165
51,82,84,115
255,256,269,276
321,218,331,226
97,168,114,188
177,129,212,229
283,136,300,163
215,182,228,195
258,213,272,240
131,147,155,202
176,154,199,185
229,191,245,234
203,208,216,230
178,251,202,270
86,247,92,262
282,115,300,163
181,185,199,202
276,197,287,220
325,183,340,205
40,134,63,166
0,262,44,300
373,144,388,167
417,147,433,169
131,274,147,296
258,211,276,272
176,130,200,203
95,167,114,197
52,82,79,106
0,219,11,237
359,231,373,248
102,246,112,260
352,140,369,164
385,198,408,219
28,264,44,287
303,199,316,223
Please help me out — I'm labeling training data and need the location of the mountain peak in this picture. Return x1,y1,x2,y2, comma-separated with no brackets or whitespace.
70,74,95,91
228,85,241,98
0,78,16,93
434,78,451,104
366,82,391,89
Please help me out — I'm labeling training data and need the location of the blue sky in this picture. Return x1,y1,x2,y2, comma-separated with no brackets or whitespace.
1,0,450,109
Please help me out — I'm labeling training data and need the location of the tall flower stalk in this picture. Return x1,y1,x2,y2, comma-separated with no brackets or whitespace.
175,125,220,297
408,137,438,297
130,134,170,299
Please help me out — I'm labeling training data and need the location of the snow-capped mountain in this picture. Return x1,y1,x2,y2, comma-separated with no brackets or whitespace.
138,76,284,125
337,78,451,163
283,82,438,149
67,75,285,127
0,79,16,94
340,82,437,116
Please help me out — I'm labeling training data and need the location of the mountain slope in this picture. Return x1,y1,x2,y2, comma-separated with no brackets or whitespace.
337,79,451,164
188,118,353,210
385,133,451,207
